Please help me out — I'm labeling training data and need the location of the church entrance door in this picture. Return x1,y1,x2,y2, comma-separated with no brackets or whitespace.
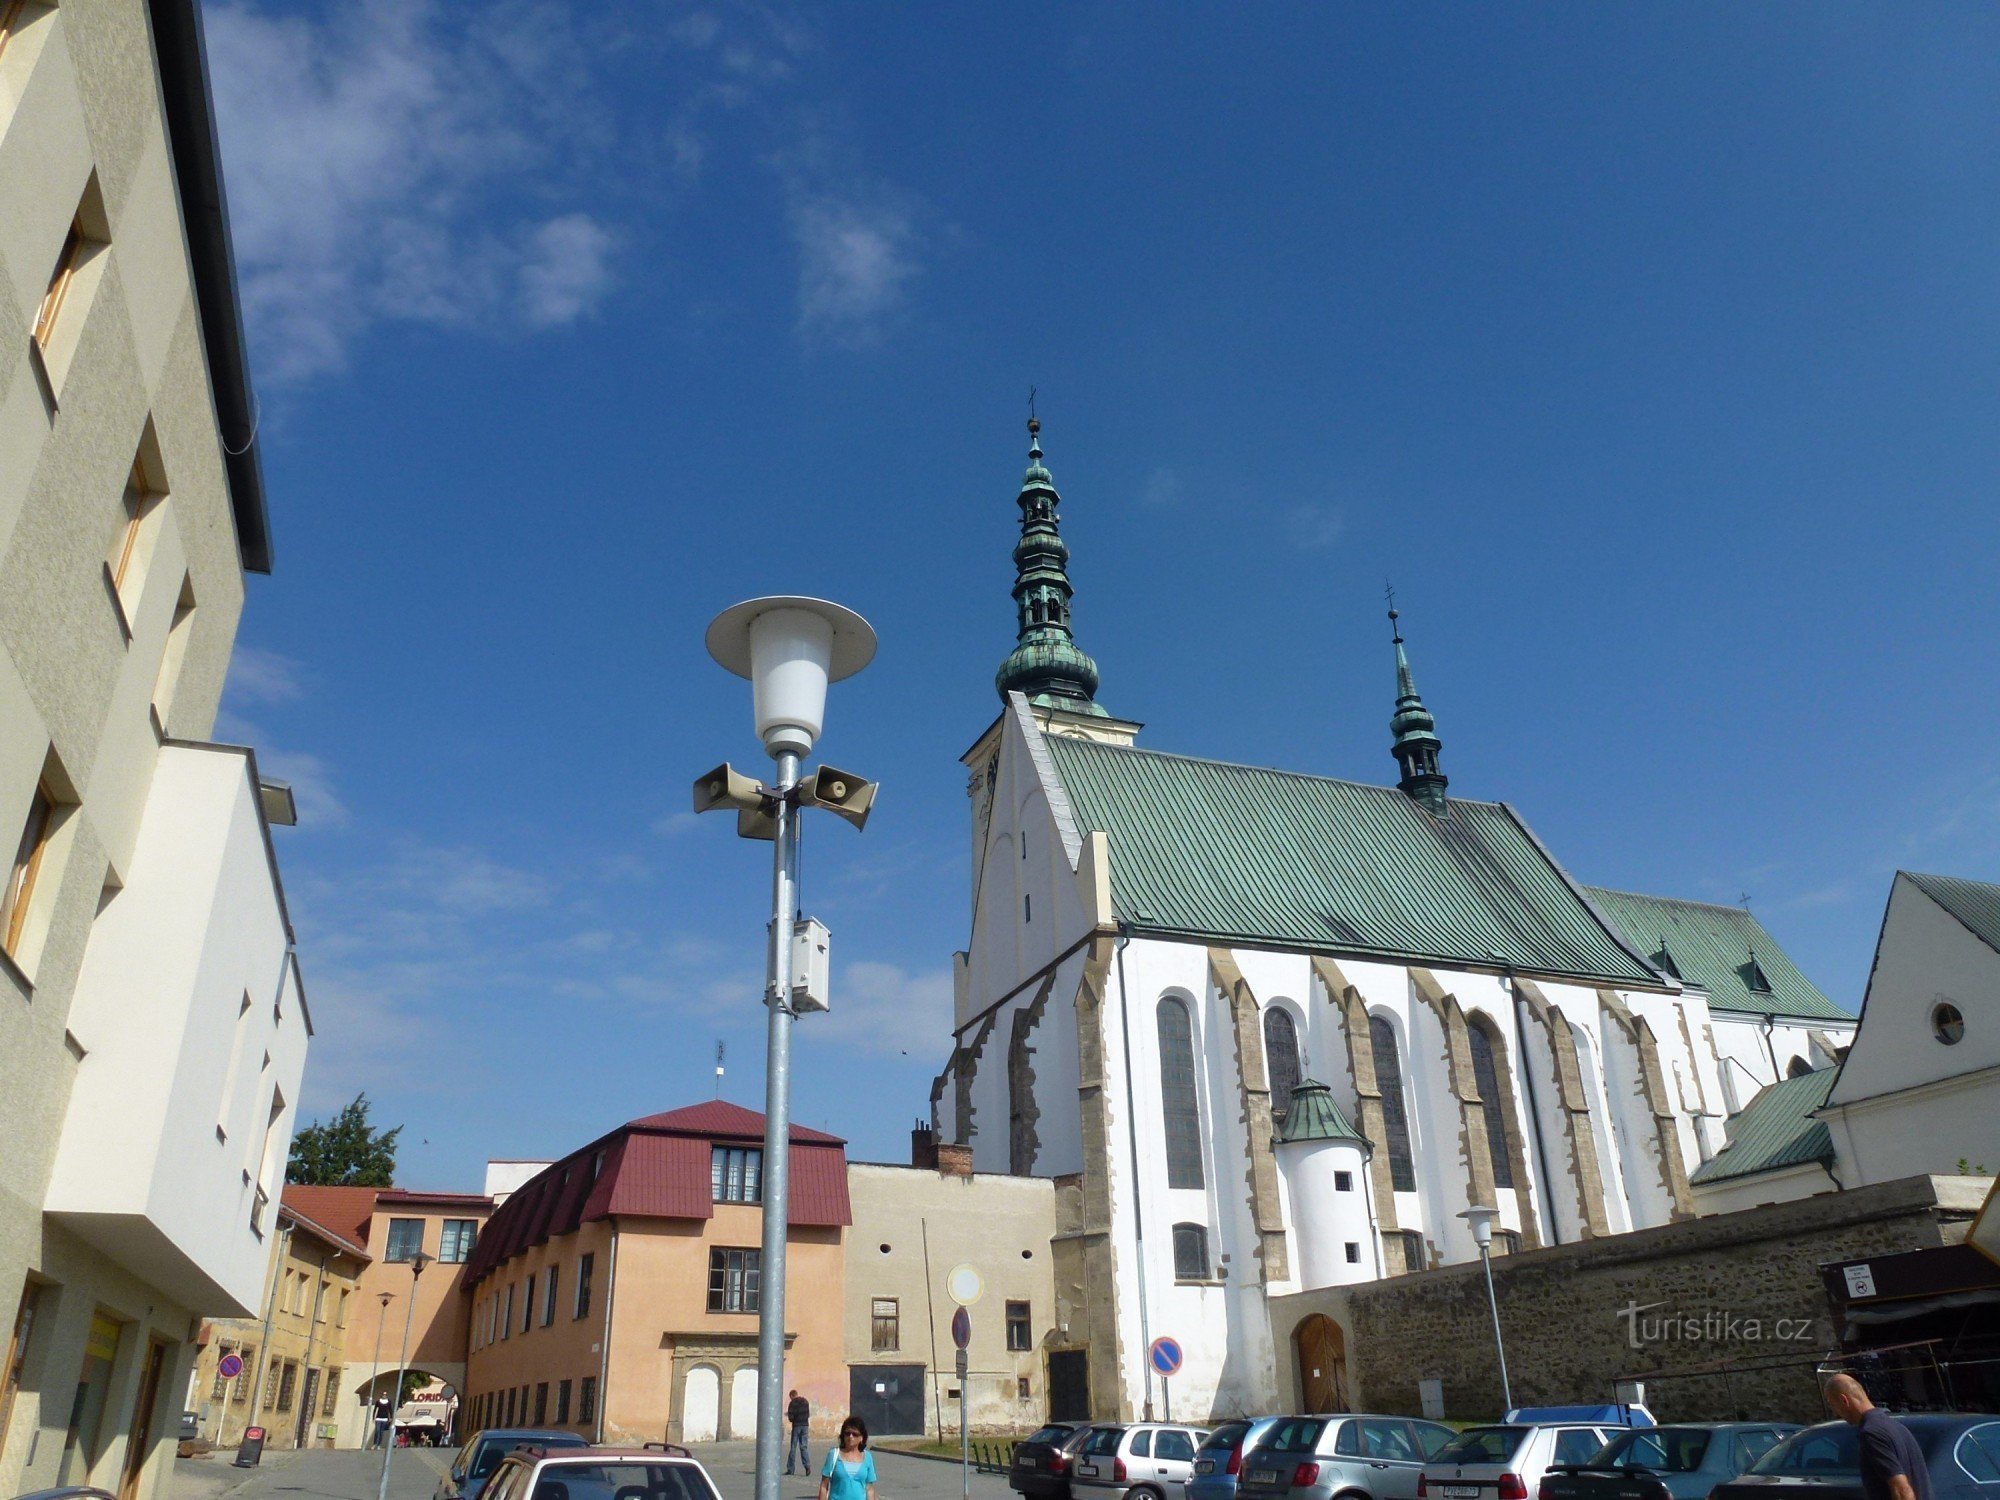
1295,1315,1349,1413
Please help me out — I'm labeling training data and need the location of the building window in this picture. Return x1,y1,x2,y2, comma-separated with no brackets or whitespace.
502,1284,513,1339
1932,1002,1965,1047
1263,1007,1303,1123
150,575,197,732
1172,1223,1210,1282
574,1253,594,1319
233,1348,254,1403
108,454,164,627
3,780,58,960
1005,1301,1031,1352
534,1383,548,1424
438,1220,477,1263
1334,1170,1353,1192
1494,1230,1522,1256
524,1275,536,1333
322,1368,340,1417
504,1388,516,1426
337,1289,349,1326
1466,1020,1516,1190
712,1146,763,1203
578,1377,597,1425
708,1248,760,1313
1787,1055,1815,1078
384,1219,424,1263
1017,1376,1030,1400
870,1298,899,1352
1370,1016,1418,1192
556,1379,572,1424
542,1266,559,1326
33,216,84,347
1156,997,1205,1189
276,1362,297,1411
1024,894,1031,922
1344,1242,1361,1264
1398,1230,1428,1272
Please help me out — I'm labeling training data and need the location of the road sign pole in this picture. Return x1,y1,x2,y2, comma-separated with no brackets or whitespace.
957,1347,970,1500
1162,1375,1170,1423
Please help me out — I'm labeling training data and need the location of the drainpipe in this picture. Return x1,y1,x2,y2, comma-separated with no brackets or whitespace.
1504,974,1562,1247
295,1251,329,1448
1760,1017,1782,1083
596,1220,618,1443
1112,922,1156,1421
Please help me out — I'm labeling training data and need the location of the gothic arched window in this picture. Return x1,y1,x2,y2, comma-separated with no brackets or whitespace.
1466,1020,1516,1190
1264,1007,1302,1123
1172,1223,1210,1282
1157,997,1205,1189
1370,1015,1417,1193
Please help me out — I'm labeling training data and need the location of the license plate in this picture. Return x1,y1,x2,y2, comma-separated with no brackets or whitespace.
1441,1487,1481,1497
1253,1471,1283,1486
1080,1466,1099,1479
1195,1462,1214,1475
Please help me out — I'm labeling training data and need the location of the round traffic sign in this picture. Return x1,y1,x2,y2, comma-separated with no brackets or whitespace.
1149,1336,1184,1377
218,1353,244,1380
947,1264,984,1306
951,1307,971,1350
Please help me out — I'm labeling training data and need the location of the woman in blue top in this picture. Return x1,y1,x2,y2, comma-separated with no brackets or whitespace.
818,1415,877,1500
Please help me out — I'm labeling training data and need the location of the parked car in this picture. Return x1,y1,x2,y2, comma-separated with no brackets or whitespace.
1419,1422,1633,1500
1709,1416,2000,1500
1012,1423,1094,1500
1237,1414,1459,1500
1538,1423,1799,1500
476,1444,719,1500
1071,1423,1211,1500
437,1430,592,1500
1189,1418,1285,1500
1507,1410,1656,1431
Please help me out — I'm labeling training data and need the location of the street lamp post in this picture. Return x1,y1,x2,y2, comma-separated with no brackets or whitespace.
1458,1206,1514,1413
699,597,877,1500
377,1250,433,1500
366,1292,394,1448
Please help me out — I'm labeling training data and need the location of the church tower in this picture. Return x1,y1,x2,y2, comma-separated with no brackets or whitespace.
994,417,1111,719
1389,606,1448,813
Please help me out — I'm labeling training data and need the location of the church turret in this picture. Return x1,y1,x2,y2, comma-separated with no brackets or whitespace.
1389,605,1448,814
994,418,1111,718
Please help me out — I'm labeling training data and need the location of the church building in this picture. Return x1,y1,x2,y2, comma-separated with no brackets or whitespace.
932,421,1857,1421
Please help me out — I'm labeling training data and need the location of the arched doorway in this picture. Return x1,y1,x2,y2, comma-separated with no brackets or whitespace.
683,1365,721,1443
360,1368,460,1450
728,1367,758,1440
1295,1314,1349,1414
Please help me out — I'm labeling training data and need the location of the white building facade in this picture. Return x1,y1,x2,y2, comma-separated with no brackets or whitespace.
0,3,305,1497
932,427,1856,1422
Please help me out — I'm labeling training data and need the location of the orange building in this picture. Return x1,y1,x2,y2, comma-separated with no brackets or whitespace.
463,1103,850,1445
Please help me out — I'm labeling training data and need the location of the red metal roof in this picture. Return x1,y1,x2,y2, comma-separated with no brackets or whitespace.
464,1102,851,1284
283,1185,380,1251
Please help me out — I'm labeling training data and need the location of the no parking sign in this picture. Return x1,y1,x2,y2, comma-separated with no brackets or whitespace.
1149,1336,1183,1377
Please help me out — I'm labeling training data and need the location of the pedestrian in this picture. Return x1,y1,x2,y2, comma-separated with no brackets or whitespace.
372,1396,391,1450
1824,1374,1933,1500
816,1416,876,1500
786,1389,812,1475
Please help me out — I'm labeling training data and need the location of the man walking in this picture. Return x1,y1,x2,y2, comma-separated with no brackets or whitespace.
785,1389,811,1475
1824,1374,1933,1500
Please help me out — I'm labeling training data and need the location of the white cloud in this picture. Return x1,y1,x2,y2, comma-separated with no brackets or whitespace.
788,191,920,343
835,960,954,1055
225,644,304,704
258,748,349,829
519,214,618,326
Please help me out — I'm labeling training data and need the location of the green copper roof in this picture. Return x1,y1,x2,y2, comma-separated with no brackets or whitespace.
1904,871,2000,956
1688,1067,1835,1186
1582,886,1850,1020
995,420,1108,717
1042,735,1661,985
1275,1079,1368,1146
1388,608,1447,814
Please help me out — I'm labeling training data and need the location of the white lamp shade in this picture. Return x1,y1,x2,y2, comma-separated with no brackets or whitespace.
706,596,877,759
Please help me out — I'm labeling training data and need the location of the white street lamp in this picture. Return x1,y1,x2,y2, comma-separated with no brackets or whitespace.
377,1249,432,1500
700,596,876,1500
1458,1206,1514,1413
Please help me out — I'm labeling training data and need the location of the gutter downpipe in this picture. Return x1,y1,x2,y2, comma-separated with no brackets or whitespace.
1505,972,1563,1247
596,1218,618,1443
1761,1017,1783,1084
1112,921,1155,1421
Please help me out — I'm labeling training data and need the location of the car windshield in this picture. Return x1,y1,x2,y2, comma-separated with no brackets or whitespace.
1203,1422,1253,1453
1434,1428,1527,1465
1082,1428,1126,1457
1025,1427,1074,1448
532,1463,720,1500
1592,1430,1712,1473
1259,1417,1325,1453
1751,1427,1860,1478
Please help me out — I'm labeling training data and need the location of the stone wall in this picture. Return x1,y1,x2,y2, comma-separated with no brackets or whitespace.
1268,1175,1978,1425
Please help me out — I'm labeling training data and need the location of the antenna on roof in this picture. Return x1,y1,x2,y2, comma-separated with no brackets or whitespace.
714,1040,725,1098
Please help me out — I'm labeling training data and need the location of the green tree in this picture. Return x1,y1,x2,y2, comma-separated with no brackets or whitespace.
286,1093,401,1186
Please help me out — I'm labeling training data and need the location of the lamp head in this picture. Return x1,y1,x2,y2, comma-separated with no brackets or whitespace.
410,1249,434,1279
706,596,876,760
1457,1204,1499,1249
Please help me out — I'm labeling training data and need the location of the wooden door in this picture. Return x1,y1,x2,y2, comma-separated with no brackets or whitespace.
1295,1314,1349,1414
118,1339,169,1500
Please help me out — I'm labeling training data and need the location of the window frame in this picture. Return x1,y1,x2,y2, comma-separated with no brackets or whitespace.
541,1265,559,1327
870,1297,899,1352
1370,1015,1418,1192
1157,996,1206,1190
33,216,83,348
1005,1300,1031,1352
3,781,57,959
1466,1020,1516,1190
1263,1006,1303,1124
438,1219,478,1264
707,1247,761,1314
574,1252,594,1320
578,1375,598,1425
383,1218,425,1264
1171,1222,1210,1282
711,1145,764,1204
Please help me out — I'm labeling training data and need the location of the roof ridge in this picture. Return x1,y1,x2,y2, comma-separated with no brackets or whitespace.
1583,884,1765,916
1048,734,1514,810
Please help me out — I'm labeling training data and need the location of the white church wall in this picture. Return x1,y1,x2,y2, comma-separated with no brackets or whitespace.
1708,1012,1852,1108
1623,988,1728,1171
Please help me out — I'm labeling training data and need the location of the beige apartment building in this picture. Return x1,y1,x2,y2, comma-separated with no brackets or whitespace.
0,4,304,1499
843,1133,1059,1437
189,1194,370,1451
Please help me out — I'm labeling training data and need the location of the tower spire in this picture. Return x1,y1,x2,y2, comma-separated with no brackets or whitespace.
1387,596,1447,813
994,416,1108,717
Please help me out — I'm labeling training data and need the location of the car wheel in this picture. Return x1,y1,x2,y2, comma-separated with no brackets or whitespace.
1125,1487,1166,1500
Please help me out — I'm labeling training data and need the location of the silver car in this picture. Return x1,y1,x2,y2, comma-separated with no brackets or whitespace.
1237,1415,1458,1500
1071,1423,1211,1500
1419,1424,1625,1500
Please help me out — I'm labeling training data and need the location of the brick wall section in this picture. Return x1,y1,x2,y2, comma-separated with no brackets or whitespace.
1267,1175,1974,1426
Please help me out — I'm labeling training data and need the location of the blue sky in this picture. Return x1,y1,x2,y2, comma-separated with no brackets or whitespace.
208,3,2000,1192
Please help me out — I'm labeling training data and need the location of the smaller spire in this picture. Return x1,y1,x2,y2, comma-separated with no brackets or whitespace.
994,414,1107,716
1386,595,1448,814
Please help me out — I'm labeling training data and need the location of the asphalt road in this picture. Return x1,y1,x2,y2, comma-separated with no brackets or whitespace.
170,1441,1017,1500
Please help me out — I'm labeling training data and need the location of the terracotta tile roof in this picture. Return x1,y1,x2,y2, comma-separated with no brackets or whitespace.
464,1102,851,1284
279,1201,373,1259
283,1185,381,1251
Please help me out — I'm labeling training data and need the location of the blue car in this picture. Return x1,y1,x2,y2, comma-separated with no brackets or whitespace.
1189,1419,1285,1500
436,1430,590,1500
